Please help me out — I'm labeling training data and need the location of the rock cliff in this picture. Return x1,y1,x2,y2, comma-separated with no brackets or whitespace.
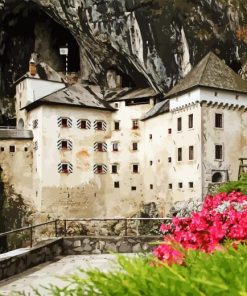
1,0,247,119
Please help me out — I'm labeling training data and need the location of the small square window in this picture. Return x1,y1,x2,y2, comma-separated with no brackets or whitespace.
112,165,118,174
178,148,182,161
9,146,15,153
189,182,194,188
215,114,223,128
80,120,87,129
61,118,68,127
114,121,120,130
115,103,119,108
168,128,172,134
150,184,153,190
188,114,193,129
132,142,138,151
168,183,172,189
97,143,103,152
149,134,152,139
150,161,153,166
177,117,182,131
96,121,103,130
114,181,120,188
133,164,139,173
178,182,183,189
131,186,136,191
132,120,139,129
112,142,119,151
61,164,69,173
61,141,68,149
168,157,172,163
24,147,28,152
214,91,218,97
1,147,4,152
97,165,103,174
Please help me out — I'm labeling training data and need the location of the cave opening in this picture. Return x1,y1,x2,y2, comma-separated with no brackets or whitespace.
0,1,80,123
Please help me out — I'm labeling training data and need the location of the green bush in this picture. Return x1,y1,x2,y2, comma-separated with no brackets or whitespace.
16,245,247,296
217,173,247,194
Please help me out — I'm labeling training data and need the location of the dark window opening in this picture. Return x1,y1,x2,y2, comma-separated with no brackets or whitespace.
9,146,15,153
149,134,152,139
114,181,120,188
97,165,103,174
112,165,118,174
212,172,223,183
133,142,138,151
61,164,68,173
178,148,182,161
168,157,172,163
132,120,139,129
178,182,183,189
188,114,193,129
1,147,4,152
133,164,139,173
131,186,136,191
80,120,87,129
177,117,182,131
112,143,118,151
215,145,223,160
189,146,194,160
215,114,223,128
115,103,119,108
61,141,68,149
168,183,172,189
150,161,153,166
114,121,120,130
61,118,68,127
168,128,172,134
97,143,103,152
189,182,194,188
24,147,28,152
150,184,153,190
96,121,103,130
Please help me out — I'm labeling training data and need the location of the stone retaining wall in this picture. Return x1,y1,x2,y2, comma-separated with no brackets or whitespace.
63,236,161,255
0,238,63,281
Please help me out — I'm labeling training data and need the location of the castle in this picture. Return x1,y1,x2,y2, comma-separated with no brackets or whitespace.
1,52,247,218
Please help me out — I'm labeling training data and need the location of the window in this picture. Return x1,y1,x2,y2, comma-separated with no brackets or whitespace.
77,119,91,129
58,117,72,128
58,163,73,174
178,182,183,189
114,181,120,188
9,146,15,153
189,182,194,188
132,164,139,173
188,114,193,129
94,142,107,152
32,119,38,129
150,184,153,190
132,120,139,129
236,95,239,100
96,121,103,130
168,157,172,163
94,120,106,131
214,91,218,97
150,161,153,166
97,143,103,152
131,186,136,191
168,183,172,189
215,113,223,128
58,139,72,150
112,142,119,151
80,120,87,129
177,117,182,131
132,142,138,151
112,164,118,174
189,146,194,160
24,147,28,152
168,128,172,134
149,134,152,139
178,148,182,161
0,147,4,152
215,145,223,160
115,103,119,108
114,121,120,130
93,164,107,174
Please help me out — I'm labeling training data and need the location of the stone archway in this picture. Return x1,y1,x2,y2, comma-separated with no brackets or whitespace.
17,118,24,130
212,172,223,183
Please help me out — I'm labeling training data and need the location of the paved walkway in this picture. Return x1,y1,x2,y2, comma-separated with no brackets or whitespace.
0,254,123,295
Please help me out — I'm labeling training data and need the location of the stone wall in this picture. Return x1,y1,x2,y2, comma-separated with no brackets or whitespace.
0,238,63,281
63,236,161,255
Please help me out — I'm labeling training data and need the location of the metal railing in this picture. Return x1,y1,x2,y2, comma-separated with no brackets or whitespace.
0,218,172,253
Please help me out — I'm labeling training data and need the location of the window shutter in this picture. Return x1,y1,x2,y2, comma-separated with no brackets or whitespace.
68,163,73,173
94,120,106,130
93,143,98,151
93,164,107,174
58,163,73,173
57,140,73,150
103,143,107,152
67,118,72,128
86,120,91,129
58,117,72,127
102,121,107,131
57,117,62,127
102,164,107,173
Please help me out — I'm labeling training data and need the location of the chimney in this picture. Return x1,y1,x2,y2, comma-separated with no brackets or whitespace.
29,57,37,76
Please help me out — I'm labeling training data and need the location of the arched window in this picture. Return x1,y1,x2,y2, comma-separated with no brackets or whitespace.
17,119,24,130
212,172,223,183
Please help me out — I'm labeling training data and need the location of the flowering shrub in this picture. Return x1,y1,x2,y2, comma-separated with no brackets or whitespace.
155,191,247,264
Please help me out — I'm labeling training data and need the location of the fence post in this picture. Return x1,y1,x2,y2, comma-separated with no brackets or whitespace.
30,224,33,248
124,219,127,236
64,220,67,237
55,220,58,237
